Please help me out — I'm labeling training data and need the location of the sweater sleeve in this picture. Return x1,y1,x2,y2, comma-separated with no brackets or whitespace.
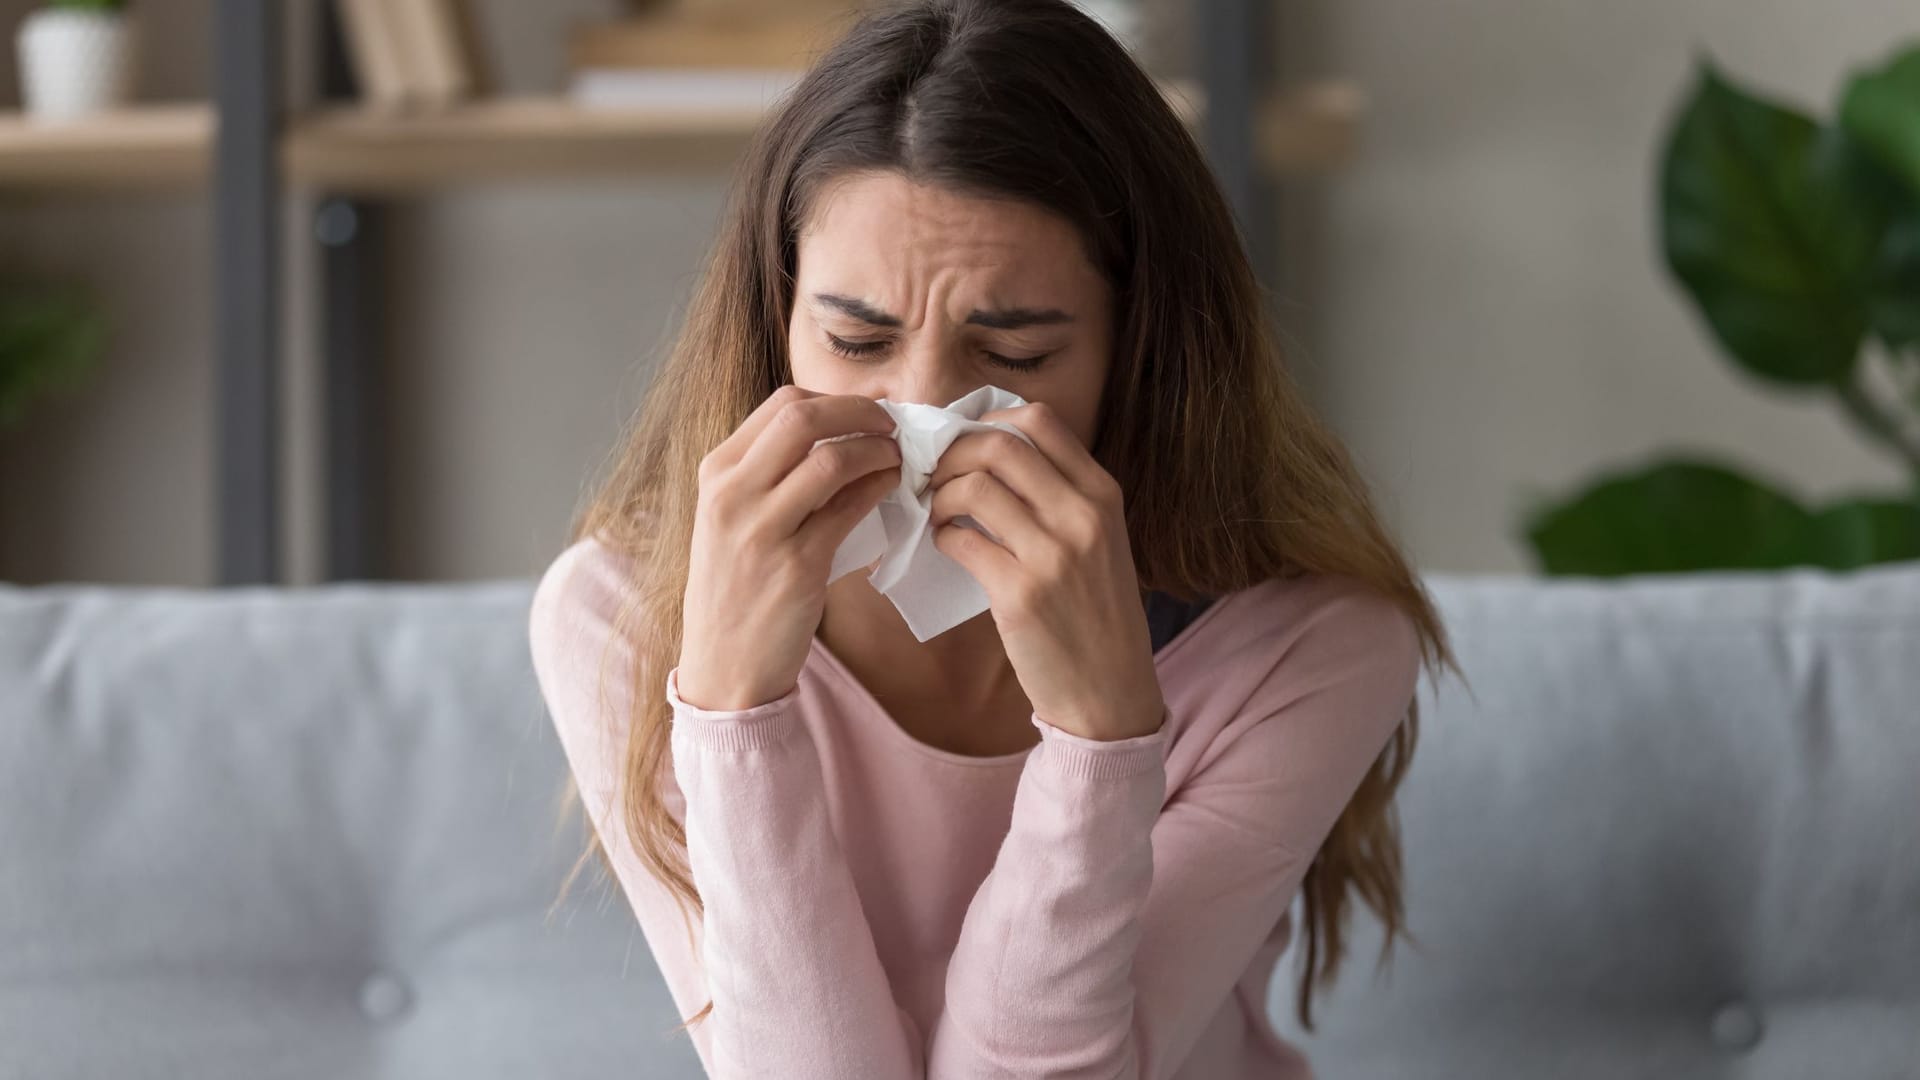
925,586,1425,1079
528,538,923,1079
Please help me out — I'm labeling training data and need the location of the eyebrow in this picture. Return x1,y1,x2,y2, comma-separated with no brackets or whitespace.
811,292,1075,330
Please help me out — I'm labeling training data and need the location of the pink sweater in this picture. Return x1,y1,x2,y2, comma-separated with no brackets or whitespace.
529,533,1422,1079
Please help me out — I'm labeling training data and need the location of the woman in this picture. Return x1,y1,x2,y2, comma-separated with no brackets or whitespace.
529,0,1461,1075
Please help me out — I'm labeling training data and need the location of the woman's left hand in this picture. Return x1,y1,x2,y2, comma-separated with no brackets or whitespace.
927,402,1168,743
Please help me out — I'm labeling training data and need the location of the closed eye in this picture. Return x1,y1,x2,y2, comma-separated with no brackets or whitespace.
824,333,887,357
823,333,1051,372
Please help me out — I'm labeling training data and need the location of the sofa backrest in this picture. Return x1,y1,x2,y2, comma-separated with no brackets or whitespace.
0,580,704,1080
4,561,1917,1078
1273,560,1920,1080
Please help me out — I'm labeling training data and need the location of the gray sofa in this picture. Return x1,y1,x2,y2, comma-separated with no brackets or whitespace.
3,561,1916,1079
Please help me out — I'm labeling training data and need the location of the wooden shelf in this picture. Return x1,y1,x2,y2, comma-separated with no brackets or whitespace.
0,103,212,191
283,79,1205,192
0,79,1359,194
282,95,768,192
1260,80,1364,174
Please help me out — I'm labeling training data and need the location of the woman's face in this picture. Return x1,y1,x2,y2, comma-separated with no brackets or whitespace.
787,170,1114,447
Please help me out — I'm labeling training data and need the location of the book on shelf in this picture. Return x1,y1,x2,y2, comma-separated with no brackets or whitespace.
563,11,849,112
335,0,408,108
567,13,847,69
334,0,492,111
448,0,496,98
569,68,804,112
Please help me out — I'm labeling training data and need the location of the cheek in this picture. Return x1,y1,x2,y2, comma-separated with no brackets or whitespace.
1065,401,1101,449
786,322,839,393
1051,347,1107,448
790,345,882,400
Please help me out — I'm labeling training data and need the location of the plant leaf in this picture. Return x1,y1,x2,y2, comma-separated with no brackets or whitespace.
0,284,107,431
1807,495,1920,568
1869,208,1920,351
1660,57,1880,385
1839,45,1920,199
1523,457,1818,574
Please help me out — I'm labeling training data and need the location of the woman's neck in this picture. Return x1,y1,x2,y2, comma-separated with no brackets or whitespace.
815,568,1021,710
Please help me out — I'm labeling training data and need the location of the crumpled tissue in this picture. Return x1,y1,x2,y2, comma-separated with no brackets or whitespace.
816,384,1035,642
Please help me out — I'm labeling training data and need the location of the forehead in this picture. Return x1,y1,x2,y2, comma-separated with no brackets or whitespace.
796,171,1099,290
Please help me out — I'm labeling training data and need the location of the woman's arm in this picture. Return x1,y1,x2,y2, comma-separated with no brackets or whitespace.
664,666,926,1077
530,539,923,1079
925,588,1424,1079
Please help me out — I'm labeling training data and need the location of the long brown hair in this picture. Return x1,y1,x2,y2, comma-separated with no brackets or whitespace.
549,0,1463,1032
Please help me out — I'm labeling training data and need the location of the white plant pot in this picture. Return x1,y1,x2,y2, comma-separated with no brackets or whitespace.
16,7,136,122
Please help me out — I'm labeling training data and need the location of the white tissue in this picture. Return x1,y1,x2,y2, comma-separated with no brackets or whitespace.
817,384,1036,642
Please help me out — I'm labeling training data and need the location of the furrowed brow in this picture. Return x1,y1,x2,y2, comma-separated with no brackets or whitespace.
811,293,1074,330
812,293,903,328
965,306,1074,329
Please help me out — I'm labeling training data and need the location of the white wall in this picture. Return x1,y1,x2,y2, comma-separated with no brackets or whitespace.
1276,0,1917,571
2,0,1914,583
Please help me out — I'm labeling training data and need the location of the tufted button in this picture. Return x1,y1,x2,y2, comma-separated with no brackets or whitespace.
1708,1000,1763,1051
358,970,413,1022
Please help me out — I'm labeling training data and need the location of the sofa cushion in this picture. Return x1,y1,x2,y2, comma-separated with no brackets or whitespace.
4,559,1916,1078
0,580,704,1080
1271,560,1920,1079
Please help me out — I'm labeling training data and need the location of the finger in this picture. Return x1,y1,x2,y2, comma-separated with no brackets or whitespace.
969,402,1111,498
927,427,1076,516
727,388,897,486
764,432,902,538
736,391,898,491
707,383,819,472
794,459,901,564
929,471,1048,560
932,519,1020,600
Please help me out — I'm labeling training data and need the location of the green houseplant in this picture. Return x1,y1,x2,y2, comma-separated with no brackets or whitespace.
1522,45,1920,575
0,280,106,433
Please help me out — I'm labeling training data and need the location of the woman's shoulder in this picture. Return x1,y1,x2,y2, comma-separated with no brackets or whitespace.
1164,570,1423,704
528,531,645,672
1154,572,1424,784
532,528,628,610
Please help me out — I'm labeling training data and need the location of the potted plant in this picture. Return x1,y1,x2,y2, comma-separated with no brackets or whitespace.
1522,44,1920,575
0,279,106,433
15,0,136,121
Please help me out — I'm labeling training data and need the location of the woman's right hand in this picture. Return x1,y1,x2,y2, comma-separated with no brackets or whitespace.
676,385,903,711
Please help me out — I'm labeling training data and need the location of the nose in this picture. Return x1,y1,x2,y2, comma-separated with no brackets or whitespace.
883,340,973,410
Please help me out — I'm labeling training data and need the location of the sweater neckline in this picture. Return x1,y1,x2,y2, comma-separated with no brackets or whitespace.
802,589,1237,769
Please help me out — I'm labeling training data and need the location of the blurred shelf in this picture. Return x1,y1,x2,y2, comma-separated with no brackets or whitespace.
284,80,1205,192
0,103,212,192
0,78,1360,195
282,94,769,191
1260,80,1364,174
